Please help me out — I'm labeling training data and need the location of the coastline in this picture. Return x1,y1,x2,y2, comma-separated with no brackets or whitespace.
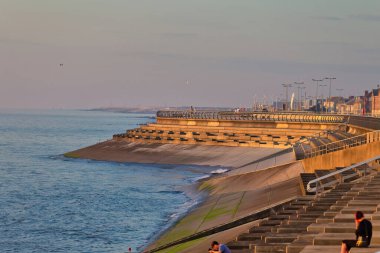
65,139,300,253
142,180,209,252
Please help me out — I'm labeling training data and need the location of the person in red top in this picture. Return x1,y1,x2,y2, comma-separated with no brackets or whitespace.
341,211,372,253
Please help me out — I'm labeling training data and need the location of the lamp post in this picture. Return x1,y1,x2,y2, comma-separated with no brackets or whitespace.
300,86,306,110
312,79,323,112
319,84,327,112
325,77,336,112
294,82,304,111
282,83,292,111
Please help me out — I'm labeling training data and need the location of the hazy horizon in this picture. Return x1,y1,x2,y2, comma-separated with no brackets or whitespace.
1,0,380,109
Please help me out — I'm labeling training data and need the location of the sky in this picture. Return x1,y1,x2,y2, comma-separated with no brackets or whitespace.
0,0,380,109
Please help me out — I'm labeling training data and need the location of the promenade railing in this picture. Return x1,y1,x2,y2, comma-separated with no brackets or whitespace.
156,110,347,123
300,130,380,159
348,115,380,130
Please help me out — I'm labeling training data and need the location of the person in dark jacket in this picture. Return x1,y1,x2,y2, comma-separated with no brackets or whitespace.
341,211,372,253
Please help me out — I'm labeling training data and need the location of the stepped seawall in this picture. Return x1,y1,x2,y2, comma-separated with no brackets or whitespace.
66,111,380,253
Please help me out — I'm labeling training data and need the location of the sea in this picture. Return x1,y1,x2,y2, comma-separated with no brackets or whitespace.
0,109,215,253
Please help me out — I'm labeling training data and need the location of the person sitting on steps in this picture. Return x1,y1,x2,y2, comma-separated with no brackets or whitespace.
208,241,231,253
341,211,372,253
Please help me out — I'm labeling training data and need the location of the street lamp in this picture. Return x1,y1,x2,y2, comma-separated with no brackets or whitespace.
301,86,306,110
294,82,304,111
282,83,292,111
325,77,336,112
312,79,323,112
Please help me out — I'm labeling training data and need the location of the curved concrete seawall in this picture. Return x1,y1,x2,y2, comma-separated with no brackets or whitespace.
65,140,287,168
65,112,380,252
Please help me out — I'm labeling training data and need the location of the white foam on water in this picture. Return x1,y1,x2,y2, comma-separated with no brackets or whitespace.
210,168,230,174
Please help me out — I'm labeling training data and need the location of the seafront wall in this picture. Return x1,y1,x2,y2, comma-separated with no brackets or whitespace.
156,117,339,130
116,112,347,149
65,140,286,168
302,140,380,172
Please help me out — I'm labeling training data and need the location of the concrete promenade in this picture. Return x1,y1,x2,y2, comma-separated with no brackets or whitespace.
65,111,380,253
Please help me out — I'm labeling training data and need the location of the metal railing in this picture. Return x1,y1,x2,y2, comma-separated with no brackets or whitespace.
301,130,380,158
348,115,380,130
306,155,380,193
156,110,347,123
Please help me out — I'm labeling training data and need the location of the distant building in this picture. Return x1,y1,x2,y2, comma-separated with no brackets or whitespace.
336,96,364,115
324,96,345,113
365,87,380,116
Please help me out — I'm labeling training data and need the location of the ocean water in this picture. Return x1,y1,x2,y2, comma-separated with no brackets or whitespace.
0,109,211,253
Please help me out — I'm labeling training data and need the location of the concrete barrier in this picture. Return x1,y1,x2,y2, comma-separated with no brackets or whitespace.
302,140,380,172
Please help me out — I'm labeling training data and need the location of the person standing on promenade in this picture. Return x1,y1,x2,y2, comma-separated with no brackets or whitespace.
209,241,231,253
341,211,372,253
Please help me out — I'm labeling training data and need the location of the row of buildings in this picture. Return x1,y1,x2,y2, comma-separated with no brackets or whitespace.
271,86,380,116
320,86,380,116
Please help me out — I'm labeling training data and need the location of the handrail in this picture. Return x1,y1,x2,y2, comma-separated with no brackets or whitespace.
302,130,380,158
306,155,380,193
156,110,347,123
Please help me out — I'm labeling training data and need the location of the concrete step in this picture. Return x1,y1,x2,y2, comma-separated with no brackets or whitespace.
340,206,377,214
276,227,307,233
323,211,339,217
334,214,356,223
313,233,355,245
351,246,380,253
268,215,291,221
316,217,334,224
323,223,355,233
226,249,251,253
227,240,256,249
254,244,287,253
265,236,297,243
299,245,340,253
237,233,263,241
336,200,349,205
259,220,283,226
305,206,331,212
307,223,328,233
347,200,380,207
287,234,317,253
354,196,380,201
358,192,380,196
297,213,321,219
249,226,273,233
328,205,344,211
284,205,306,211
286,219,315,226
278,210,300,215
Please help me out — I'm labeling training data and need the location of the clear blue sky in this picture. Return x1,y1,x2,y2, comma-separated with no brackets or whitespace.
0,0,379,108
